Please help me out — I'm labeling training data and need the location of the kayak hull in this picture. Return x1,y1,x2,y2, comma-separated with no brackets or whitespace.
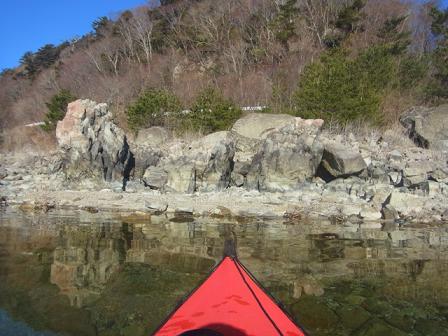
153,257,306,336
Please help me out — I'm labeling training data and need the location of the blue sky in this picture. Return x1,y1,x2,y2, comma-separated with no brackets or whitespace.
0,0,146,71
0,0,447,72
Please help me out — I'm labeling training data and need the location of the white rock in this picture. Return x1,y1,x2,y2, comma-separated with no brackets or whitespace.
360,207,382,221
388,192,426,216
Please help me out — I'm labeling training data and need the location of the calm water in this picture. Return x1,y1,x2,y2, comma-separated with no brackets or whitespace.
0,208,448,336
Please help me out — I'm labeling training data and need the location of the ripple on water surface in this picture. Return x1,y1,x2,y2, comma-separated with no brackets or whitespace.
0,208,447,336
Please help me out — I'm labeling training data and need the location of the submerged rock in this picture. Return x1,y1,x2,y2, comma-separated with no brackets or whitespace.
354,319,408,336
291,296,339,331
337,306,371,331
145,200,168,214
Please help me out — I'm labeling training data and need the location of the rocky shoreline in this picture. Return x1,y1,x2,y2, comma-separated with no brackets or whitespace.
1,100,448,224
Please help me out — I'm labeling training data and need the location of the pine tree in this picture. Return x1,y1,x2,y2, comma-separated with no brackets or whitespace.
42,90,77,132
335,0,365,34
272,0,299,49
377,16,411,55
428,7,448,99
324,0,366,48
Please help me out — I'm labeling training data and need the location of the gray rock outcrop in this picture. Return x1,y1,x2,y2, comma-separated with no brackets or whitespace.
230,113,298,185
56,100,134,185
400,105,448,150
246,118,324,191
142,131,235,193
130,127,169,178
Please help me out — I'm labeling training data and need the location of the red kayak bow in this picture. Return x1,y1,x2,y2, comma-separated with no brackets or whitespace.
153,255,306,336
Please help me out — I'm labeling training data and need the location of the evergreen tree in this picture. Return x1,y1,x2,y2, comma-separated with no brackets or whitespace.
19,44,65,78
377,16,411,55
428,7,448,99
19,51,37,76
160,0,178,5
42,90,77,132
187,88,242,133
335,0,365,34
294,14,414,125
92,16,110,37
324,0,366,48
126,89,182,131
272,0,299,49
34,44,61,68
294,49,381,124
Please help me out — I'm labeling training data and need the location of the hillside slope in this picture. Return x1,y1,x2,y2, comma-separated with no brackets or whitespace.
0,0,446,147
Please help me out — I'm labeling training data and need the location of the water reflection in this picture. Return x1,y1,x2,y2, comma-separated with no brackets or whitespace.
0,209,447,335
51,224,132,307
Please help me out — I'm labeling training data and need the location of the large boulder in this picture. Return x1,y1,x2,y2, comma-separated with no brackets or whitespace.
246,118,324,191
400,105,448,150
386,191,428,217
319,143,367,180
230,113,297,146
142,166,168,190
142,131,235,193
56,100,134,184
402,166,429,188
230,113,297,182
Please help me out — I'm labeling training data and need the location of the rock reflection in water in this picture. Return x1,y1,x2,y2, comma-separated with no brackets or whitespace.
50,224,132,307
0,209,447,336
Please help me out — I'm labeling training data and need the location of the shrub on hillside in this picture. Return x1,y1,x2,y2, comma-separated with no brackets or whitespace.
126,89,182,132
185,88,242,133
292,10,425,125
293,49,381,124
397,55,428,91
293,39,425,124
41,90,77,132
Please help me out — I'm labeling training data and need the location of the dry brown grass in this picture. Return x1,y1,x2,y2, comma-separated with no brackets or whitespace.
320,118,415,149
380,91,421,126
0,126,56,153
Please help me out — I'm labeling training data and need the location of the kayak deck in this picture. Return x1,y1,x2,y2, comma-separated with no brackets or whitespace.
154,256,306,336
